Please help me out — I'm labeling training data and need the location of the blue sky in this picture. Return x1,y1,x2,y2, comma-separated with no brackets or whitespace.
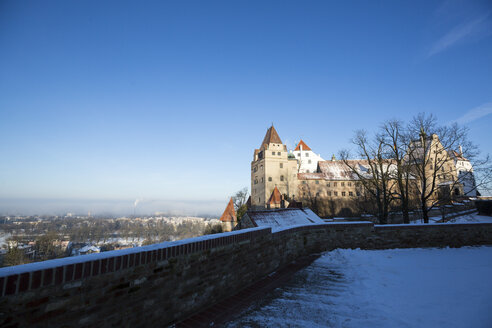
1,0,491,215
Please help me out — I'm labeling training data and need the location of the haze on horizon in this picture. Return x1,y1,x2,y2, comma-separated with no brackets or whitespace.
1,0,492,216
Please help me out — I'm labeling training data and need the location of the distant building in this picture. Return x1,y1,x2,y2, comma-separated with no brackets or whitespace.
251,125,473,217
450,147,477,196
291,140,324,173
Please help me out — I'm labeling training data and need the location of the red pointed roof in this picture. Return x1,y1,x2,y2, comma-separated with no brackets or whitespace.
220,198,237,222
294,140,311,151
261,125,282,147
267,186,282,206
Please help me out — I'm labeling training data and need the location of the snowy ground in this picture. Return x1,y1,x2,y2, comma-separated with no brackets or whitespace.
446,213,492,224
225,247,492,328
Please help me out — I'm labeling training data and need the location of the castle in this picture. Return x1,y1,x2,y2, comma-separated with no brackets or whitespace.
251,125,477,217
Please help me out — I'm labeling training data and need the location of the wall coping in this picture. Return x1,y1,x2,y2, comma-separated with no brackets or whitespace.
375,222,492,229
0,226,270,278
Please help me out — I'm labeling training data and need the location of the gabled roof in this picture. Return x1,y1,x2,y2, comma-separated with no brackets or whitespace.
220,198,237,222
294,140,311,151
450,150,468,161
267,186,282,205
261,125,282,147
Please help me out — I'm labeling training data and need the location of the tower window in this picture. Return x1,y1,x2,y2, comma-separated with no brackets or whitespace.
277,152,281,155
280,175,284,181
327,191,331,196
333,182,337,187
305,153,309,157
308,160,312,164
349,191,353,196
268,177,272,182
327,183,330,187
342,192,346,196
280,163,283,168
272,152,275,155
315,180,319,184
334,191,338,196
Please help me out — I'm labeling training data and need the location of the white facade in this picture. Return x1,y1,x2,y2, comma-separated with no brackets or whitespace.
290,140,324,173
456,159,477,196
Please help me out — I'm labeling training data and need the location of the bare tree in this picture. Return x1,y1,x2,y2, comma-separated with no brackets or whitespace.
232,187,249,219
380,120,414,223
405,113,470,223
340,130,395,224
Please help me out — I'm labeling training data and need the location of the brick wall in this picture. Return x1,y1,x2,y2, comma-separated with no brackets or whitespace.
1,222,491,327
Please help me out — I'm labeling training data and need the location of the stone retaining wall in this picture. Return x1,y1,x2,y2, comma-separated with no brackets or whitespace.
1,222,491,327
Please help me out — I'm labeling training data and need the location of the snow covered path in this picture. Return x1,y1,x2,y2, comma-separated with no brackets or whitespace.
225,247,492,328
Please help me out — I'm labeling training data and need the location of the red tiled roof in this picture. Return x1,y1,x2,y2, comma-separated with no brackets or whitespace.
261,125,282,147
294,140,311,151
220,198,237,222
267,186,282,205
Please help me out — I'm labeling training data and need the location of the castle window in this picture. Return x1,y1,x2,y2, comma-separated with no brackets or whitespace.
315,180,319,184
305,153,309,157
308,160,312,164
327,182,330,187
348,182,352,187
261,177,264,183
342,191,346,196
349,191,353,196
297,153,300,157
280,163,283,168
277,152,281,156
306,170,310,173
272,152,275,155
327,191,331,196
316,192,320,196
280,175,284,181
268,177,272,182
333,182,337,187
302,181,307,184
334,191,338,196
356,191,361,196
341,182,345,187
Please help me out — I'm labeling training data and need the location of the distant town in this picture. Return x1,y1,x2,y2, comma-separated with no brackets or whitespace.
0,214,222,267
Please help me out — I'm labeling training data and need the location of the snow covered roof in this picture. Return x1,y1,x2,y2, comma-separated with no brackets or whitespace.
294,140,311,151
246,208,324,230
79,245,100,253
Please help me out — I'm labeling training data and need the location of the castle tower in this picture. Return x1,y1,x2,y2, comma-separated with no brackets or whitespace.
251,125,298,209
219,198,237,232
